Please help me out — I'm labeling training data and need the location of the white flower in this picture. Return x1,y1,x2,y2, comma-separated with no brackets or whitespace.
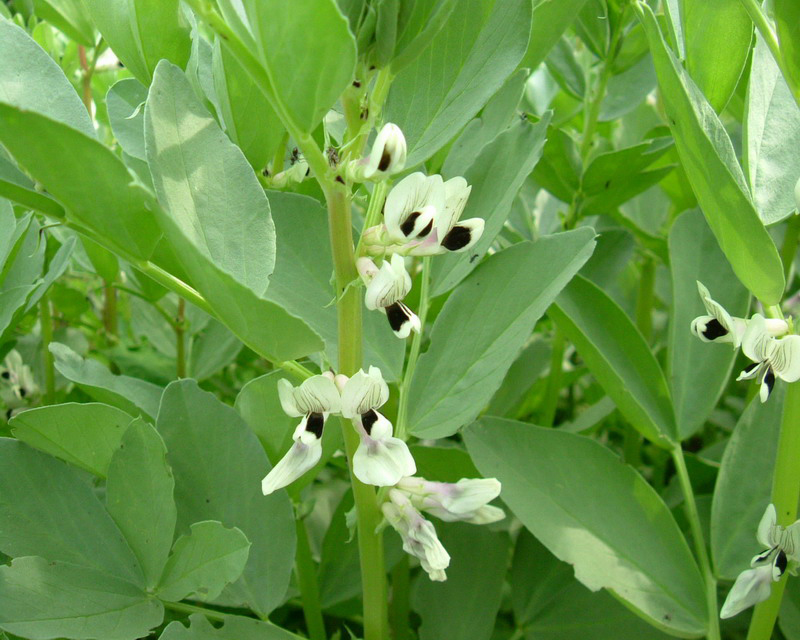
261,415,324,495
341,367,416,486
396,476,505,524
1,350,37,420
365,173,484,257
357,255,420,339
363,123,406,180
261,374,341,495
382,489,450,581
720,504,800,618
690,282,786,348
736,314,800,402
720,565,774,619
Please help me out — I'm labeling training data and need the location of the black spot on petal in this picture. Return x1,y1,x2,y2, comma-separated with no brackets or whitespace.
702,318,728,341
400,211,421,237
386,302,409,332
765,369,776,397
744,362,759,374
362,409,378,435
18,388,26,398
776,549,788,577
378,149,392,172
1,371,9,380
306,412,324,439
417,219,433,238
442,225,472,251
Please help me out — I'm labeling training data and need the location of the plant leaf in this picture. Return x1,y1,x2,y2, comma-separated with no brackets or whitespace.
465,418,708,637
408,229,596,439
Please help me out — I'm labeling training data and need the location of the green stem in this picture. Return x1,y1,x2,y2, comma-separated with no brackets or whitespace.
328,182,388,640
389,555,411,640
635,256,655,343
102,281,118,343
355,181,389,258
176,298,186,378
40,292,55,405
540,328,565,427
271,132,289,176
746,381,800,640
671,446,721,640
737,0,800,107
294,518,327,640
396,257,431,439
780,214,800,281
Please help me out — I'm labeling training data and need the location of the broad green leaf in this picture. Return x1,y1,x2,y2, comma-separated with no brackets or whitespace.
599,55,657,122
189,320,242,380
0,20,94,137
0,557,162,640
217,0,356,134
83,0,191,85
9,402,134,477
638,3,784,305
745,35,800,224
107,78,148,161
574,0,608,59
159,613,301,640
580,138,675,215
157,521,250,602
0,155,64,218
0,438,144,586
465,418,708,637
265,191,404,379
0,106,163,260
0,288,33,341
668,210,750,440
408,229,596,439
774,0,800,100
550,275,677,446
50,342,163,419
145,61,322,362
532,126,581,203
412,524,509,640
385,0,531,166
391,0,457,72
711,389,785,580
106,419,177,589
407,445,481,483
545,37,586,99
212,40,283,172
511,530,674,640
157,380,295,616
520,0,590,70
441,68,528,178
487,338,551,417
681,0,752,112
432,114,551,295
33,0,95,46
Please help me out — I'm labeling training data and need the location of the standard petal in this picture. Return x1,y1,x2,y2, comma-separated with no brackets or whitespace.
384,173,445,242
720,565,774,619
261,437,322,495
341,367,389,418
277,378,303,417
288,375,342,415
353,435,416,486
771,335,800,382
440,217,485,252
364,255,411,310
742,314,773,364
757,504,777,548
363,123,406,179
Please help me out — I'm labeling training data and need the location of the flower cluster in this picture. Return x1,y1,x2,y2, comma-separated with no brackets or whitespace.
1,350,36,420
690,282,799,402
350,124,485,340
721,504,800,618
261,364,504,582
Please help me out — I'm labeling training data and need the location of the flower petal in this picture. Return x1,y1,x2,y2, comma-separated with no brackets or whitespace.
353,434,416,486
719,565,774,619
440,217,484,252
384,173,445,243
742,314,773,364
364,255,412,310
385,301,420,339
341,367,389,418
771,335,800,382
757,504,777,548
279,375,341,417
363,123,407,179
437,176,472,239
261,436,322,495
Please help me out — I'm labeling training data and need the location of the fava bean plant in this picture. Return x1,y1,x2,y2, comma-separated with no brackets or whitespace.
1,1,800,639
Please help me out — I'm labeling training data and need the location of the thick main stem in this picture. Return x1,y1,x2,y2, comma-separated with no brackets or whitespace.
176,298,186,378
672,446,720,640
746,381,800,640
327,184,388,640
40,292,55,405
